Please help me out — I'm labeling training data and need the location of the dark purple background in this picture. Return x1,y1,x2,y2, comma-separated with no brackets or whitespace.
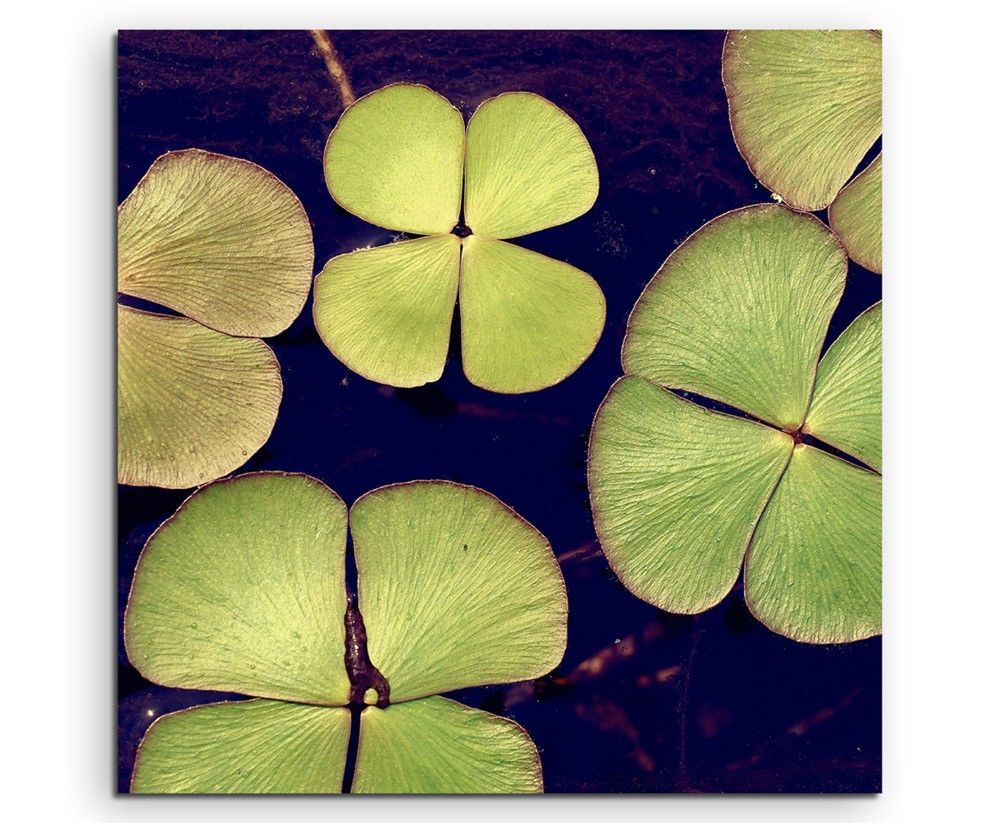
118,30,882,793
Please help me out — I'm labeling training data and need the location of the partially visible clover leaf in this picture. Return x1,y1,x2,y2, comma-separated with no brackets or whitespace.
314,83,605,394
829,153,883,275
117,150,314,488
588,205,881,644
723,30,883,273
125,473,566,793
351,695,541,794
723,29,881,212
132,699,352,794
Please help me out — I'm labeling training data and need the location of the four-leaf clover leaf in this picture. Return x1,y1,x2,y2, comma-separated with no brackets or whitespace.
588,205,881,644
125,473,567,793
723,29,883,273
313,83,606,393
117,150,314,488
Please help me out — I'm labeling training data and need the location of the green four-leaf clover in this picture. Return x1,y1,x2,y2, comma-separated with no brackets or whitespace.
126,473,567,793
589,205,881,644
313,83,606,393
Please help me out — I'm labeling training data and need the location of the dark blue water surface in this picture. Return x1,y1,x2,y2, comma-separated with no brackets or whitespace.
117,30,882,794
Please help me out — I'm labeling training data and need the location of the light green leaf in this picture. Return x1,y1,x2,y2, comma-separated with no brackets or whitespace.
351,481,567,703
745,445,882,643
313,235,460,388
829,154,883,274
464,92,598,239
589,377,793,613
117,149,314,338
317,84,604,394
117,305,282,489
132,699,350,794
591,205,881,644
352,696,542,794
324,83,465,235
622,206,846,430
723,30,882,211
125,473,351,705
459,236,605,393
805,302,882,471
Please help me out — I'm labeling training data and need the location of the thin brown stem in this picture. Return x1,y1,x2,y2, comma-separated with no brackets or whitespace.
309,29,356,108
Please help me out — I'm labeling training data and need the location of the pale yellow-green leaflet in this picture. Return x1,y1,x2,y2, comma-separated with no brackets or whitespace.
589,377,793,615
464,91,598,239
313,234,460,388
118,149,314,337
459,236,605,394
353,697,542,794
351,480,567,703
829,154,883,274
804,302,883,471
622,205,846,431
744,445,882,643
117,306,282,489
124,473,352,705
131,700,351,794
323,84,465,235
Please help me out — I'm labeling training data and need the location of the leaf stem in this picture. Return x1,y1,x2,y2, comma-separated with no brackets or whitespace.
309,29,356,109
344,592,390,708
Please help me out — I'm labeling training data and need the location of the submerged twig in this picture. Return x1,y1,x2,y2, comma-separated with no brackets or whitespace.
498,621,673,711
726,687,863,774
677,623,703,790
574,696,656,773
309,29,356,109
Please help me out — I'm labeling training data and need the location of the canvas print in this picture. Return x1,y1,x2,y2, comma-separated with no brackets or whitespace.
117,29,882,794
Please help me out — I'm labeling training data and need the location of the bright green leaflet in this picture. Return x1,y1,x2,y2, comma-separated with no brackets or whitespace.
829,154,883,274
745,446,882,643
132,700,351,794
117,150,313,488
127,473,564,793
804,302,883,471
589,377,792,614
314,235,460,387
723,29,882,211
118,148,313,338
323,84,465,235
623,205,846,431
464,92,598,239
125,473,351,705
351,480,567,703
460,236,605,394
590,205,881,643
353,697,542,794
318,83,604,393
117,306,282,489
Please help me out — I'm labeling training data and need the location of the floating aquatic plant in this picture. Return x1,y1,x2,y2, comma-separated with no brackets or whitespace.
723,30,883,273
125,473,567,793
117,150,314,488
314,83,605,393
588,205,881,644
